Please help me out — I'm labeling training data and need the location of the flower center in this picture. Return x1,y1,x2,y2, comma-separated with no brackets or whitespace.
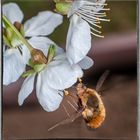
31,49,48,64
22,45,56,77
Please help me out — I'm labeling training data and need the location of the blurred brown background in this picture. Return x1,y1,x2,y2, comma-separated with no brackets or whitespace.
2,0,137,139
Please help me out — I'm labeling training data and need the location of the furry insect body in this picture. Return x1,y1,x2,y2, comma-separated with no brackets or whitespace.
48,71,109,131
76,83,106,129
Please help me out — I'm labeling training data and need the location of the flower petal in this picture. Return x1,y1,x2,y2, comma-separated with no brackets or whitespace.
68,0,85,17
78,56,94,70
36,72,63,112
66,14,91,64
18,74,35,106
3,48,26,85
20,45,31,64
44,58,83,90
28,37,64,57
24,11,63,37
53,53,66,60
3,3,24,24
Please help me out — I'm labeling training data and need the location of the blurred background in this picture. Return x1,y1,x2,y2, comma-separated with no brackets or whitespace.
2,0,137,139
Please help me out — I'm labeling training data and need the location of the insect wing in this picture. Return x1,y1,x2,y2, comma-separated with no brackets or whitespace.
96,70,110,92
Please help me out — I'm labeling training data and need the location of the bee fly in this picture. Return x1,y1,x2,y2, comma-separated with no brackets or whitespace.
48,70,110,131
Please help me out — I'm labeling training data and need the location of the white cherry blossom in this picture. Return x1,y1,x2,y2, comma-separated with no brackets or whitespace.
18,41,83,112
3,3,63,85
68,0,110,38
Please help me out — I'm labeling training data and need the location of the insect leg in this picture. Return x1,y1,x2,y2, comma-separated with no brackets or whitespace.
67,100,78,112
48,110,82,131
62,104,70,118
69,95,79,107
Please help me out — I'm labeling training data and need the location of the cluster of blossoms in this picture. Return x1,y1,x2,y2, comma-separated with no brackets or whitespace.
3,0,109,112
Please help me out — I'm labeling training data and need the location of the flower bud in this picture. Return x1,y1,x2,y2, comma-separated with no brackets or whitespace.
54,0,73,15
31,49,47,64
14,21,25,36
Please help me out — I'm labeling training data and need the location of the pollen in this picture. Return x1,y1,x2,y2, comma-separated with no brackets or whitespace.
64,90,70,96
